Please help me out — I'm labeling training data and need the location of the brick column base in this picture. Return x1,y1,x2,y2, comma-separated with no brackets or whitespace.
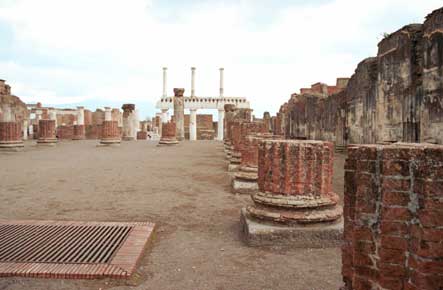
0,122,24,151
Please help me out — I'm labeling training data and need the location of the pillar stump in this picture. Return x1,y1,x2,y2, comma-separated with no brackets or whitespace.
137,131,148,140
72,125,85,140
228,121,267,173
0,122,24,151
37,119,57,146
99,121,121,146
73,106,85,140
232,133,280,194
241,140,343,247
158,121,178,146
173,88,185,141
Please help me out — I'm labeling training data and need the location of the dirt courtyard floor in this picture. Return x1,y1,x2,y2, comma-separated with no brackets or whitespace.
0,140,345,290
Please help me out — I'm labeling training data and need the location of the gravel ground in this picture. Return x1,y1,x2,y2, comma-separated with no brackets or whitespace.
0,140,345,290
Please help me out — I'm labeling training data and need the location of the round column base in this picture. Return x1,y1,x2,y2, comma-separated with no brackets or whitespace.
0,141,24,151
37,138,58,146
247,191,342,225
158,138,179,146
99,138,121,146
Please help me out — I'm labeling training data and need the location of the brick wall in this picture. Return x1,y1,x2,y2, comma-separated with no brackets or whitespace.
57,125,74,140
342,143,443,290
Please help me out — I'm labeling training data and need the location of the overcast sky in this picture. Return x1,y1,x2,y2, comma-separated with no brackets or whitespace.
0,0,441,119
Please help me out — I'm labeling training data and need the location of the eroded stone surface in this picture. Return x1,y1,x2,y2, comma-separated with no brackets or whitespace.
342,143,443,290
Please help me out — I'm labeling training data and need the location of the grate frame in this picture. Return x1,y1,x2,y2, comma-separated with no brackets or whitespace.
0,220,155,279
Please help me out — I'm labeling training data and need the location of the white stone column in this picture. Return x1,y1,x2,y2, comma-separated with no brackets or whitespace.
77,106,85,125
219,67,224,98
217,109,224,141
49,110,57,127
190,109,197,141
191,67,196,97
104,107,112,121
161,109,168,123
23,120,28,140
162,67,167,98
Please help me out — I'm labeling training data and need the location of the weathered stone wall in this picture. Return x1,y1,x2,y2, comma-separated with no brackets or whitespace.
343,143,443,290
0,80,28,124
280,7,443,145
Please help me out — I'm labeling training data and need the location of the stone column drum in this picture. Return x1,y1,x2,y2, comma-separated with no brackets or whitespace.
37,119,57,146
73,106,85,140
158,121,178,145
0,104,24,151
173,88,185,141
232,133,280,194
228,121,266,172
241,140,343,247
99,107,121,146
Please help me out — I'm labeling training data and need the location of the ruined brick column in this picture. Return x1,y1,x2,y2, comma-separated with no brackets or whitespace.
122,104,137,141
99,107,121,146
228,121,267,172
232,133,282,194
241,140,342,247
342,143,443,290
158,121,178,145
37,119,57,146
137,131,148,140
173,88,185,141
0,103,24,151
73,106,85,140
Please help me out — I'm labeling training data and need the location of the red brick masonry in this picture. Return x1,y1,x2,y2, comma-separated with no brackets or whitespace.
73,125,85,140
0,122,21,142
137,131,148,140
38,120,57,143
342,143,443,290
246,140,342,224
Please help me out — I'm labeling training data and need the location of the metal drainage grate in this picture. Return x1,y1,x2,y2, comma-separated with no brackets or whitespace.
0,220,156,279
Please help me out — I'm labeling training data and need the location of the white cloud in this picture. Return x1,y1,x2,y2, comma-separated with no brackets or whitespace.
0,0,441,116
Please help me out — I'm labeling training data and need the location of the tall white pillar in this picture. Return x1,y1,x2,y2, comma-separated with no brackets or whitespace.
162,67,168,98
217,109,224,141
77,106,85,125
191,67,196,97
219,67,224,98
161,109,168,123
190,109,197,141
49,109,57,127
23,120,28,140
104,107,112,121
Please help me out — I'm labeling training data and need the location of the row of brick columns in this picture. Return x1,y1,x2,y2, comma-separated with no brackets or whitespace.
223,103,443,289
